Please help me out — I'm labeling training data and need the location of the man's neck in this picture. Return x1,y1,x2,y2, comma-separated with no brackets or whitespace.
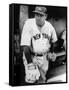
37,22,45,28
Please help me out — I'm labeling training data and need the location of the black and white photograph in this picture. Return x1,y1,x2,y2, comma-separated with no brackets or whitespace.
9,3,67,86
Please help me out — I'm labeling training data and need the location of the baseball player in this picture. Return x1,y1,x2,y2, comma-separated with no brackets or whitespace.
20,6,57,83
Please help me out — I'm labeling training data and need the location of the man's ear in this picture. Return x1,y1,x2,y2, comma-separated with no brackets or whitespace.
45,14,48,19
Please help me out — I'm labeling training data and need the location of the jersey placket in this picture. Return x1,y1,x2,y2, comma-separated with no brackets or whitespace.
40,33,45,54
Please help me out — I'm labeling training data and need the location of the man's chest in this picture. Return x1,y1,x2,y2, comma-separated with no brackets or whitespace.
31,26,52,41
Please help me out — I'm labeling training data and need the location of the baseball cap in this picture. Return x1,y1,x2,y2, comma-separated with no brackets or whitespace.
33,6,47,15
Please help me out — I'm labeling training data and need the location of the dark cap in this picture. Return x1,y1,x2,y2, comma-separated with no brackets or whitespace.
33,6,47,15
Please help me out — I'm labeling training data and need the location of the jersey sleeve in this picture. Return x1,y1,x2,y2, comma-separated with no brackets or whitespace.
20,20,32,46
61,30,66,40
51,25,57,43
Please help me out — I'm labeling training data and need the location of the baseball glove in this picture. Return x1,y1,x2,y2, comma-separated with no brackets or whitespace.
25,63,40,83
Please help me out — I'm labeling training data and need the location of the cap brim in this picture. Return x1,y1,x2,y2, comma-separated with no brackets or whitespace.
32,10,45,15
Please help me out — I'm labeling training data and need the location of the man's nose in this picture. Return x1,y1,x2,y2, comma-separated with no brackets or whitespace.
37,15,41,19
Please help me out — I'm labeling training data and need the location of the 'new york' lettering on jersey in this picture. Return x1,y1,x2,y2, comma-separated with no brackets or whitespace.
33,33,50,40
21,18,57,54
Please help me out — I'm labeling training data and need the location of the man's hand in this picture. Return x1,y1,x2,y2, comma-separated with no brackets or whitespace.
47,52,57,62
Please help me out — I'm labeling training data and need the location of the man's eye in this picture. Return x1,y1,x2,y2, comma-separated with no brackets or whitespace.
39,14,44,17
35,13,43,17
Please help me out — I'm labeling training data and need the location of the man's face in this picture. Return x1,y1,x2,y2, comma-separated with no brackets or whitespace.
35,13,46,26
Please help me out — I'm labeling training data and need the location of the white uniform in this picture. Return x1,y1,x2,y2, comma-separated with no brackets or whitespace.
21,18,57,75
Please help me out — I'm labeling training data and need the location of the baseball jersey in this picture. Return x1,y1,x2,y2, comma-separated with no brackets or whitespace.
21,18,57,54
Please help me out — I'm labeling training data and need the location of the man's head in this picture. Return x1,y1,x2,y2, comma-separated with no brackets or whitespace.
33,6,47,26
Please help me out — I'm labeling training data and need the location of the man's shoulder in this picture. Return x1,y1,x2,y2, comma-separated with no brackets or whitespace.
45,20,55,31
45,20,53,26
